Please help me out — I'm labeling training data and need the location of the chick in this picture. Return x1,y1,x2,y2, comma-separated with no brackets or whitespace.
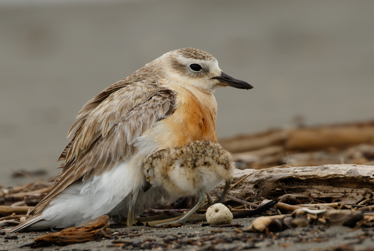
142,140,234,225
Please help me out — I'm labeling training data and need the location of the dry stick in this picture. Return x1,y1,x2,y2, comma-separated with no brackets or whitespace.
233,200,277,218
10,201,26,207
220,130,289,153
276,202,343,212
227,173,254,193
0,219,20,227
0,180,53,197
147,208,190,213
275,202,300,211
0,215,26,221
229,207,249,212
357,199,371,206
233,146,284,161
253,153,285,169
0,206,33,216
4,187,51,202
225,194,259,209
296,203,341,209
285,127,374,151
0,183,34,196
358,205,374,211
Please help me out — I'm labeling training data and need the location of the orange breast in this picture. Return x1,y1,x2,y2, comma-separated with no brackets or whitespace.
158,87,218,148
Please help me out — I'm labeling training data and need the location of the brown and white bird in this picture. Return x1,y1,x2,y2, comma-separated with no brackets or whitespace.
12,48,252,232
142,140,234,226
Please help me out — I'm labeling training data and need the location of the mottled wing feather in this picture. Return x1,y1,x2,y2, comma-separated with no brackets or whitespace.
33,82,176,214
58,79,132,163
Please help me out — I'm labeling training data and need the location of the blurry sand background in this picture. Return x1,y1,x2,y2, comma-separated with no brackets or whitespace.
0,0,374,186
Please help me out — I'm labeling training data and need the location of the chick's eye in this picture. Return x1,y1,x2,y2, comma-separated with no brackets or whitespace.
189,64,202,72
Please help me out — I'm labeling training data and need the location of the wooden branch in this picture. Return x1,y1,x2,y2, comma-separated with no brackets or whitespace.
0,183,34,197
275,202,300,212
225,194,258,208
4,187,51,202
213,165,374,206
286,127,374,151
219,129,289,153
232,146,284,163
0,206,33,216
219,120,374,169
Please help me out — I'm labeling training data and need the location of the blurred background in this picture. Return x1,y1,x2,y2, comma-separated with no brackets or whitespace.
0,0,373,185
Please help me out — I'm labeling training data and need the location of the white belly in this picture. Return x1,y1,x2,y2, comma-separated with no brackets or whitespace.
32,160,144,229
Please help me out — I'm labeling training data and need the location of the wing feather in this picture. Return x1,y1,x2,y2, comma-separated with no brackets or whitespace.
33,81,176,214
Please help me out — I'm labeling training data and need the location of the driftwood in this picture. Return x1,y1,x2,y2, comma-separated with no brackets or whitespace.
217,164,374,206
220,120,374,153
219,130,288,154
220,120,374,169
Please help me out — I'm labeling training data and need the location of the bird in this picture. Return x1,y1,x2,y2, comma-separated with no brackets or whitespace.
142,140,234,226
12,47,252,232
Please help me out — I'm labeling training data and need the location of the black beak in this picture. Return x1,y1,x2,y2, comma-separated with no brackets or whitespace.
212,72,253,90
143,180,152,192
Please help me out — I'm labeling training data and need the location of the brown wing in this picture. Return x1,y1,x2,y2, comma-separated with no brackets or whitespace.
33,81,176,214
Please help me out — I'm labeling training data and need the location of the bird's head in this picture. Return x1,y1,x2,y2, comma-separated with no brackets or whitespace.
158,48,253,93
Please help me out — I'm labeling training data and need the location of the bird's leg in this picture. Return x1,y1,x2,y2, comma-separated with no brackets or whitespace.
216,179,231,203
155,190,207,227
126,192,138,227
206,193,214,204
206,179,231,205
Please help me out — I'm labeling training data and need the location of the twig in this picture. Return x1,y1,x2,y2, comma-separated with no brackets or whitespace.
233,200,277,218
359,205,374,212
220,129,289,153
0,206,33,216
225,194,258,209
227,173,253,193
275,202,300,211
296,203,341,209
4,187,51,202
0,219,20,227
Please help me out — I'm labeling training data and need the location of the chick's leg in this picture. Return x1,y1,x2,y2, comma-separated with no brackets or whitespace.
216,179,231,203
206,193,214,204
155,190,207,227
126,192,138,227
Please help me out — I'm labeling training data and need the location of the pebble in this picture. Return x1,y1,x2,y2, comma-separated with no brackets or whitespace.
206,203,233,225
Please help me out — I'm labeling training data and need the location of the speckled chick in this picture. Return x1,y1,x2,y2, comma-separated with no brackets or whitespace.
142,140,234,226
143,141,233,198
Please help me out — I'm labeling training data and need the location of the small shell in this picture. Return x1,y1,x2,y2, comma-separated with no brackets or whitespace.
206,203,233,225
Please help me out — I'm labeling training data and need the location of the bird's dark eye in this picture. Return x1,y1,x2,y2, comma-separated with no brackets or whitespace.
189,64,203,72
